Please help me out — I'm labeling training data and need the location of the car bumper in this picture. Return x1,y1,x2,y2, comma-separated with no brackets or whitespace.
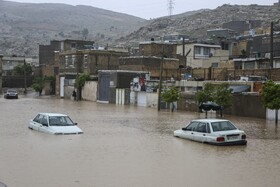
5,95,18,99
208,140,247,146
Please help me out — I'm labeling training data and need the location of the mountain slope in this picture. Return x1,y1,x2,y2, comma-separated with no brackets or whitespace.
117,4,280,46
0,0,146,56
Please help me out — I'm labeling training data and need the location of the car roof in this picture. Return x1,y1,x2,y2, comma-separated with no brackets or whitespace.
191,119,230,123
39,113,68,117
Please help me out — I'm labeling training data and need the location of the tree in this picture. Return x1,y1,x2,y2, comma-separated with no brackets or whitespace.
161,86,180,112
261,80,280,124
32,77,44,96
196,83,232,117
196,83,215,105
214,83,233,117
13,63,32,76
75,73,91,101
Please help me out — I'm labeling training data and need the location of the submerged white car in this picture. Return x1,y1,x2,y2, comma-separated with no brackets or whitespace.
174,119,247,146
28,113,83,135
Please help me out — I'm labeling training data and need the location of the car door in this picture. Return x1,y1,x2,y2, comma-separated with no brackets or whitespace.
181,122,199,140
192,122,208,142
39,115,50,134
30,114,44,131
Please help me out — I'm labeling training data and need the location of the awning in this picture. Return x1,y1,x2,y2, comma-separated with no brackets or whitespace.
229,85,250,94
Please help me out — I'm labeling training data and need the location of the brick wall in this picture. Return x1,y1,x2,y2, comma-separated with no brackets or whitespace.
119,56,180,79
191,68,280,81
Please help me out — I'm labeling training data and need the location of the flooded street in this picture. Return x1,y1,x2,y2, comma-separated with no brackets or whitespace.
0,96,280,187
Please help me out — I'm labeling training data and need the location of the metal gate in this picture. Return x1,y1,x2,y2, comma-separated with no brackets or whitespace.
98,74,110,102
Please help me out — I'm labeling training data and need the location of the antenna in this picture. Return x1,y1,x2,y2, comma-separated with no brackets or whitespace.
167,0,174,18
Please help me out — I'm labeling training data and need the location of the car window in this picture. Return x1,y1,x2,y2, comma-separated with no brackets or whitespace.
185,122,199,131
49,116,74,126
211,121,237,132
194,123,207,133
34,114,44,124
42,116,48,126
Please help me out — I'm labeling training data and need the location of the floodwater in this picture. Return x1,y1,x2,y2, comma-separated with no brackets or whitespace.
0,95,280,187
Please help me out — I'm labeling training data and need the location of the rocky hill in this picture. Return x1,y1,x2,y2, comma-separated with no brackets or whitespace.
117,4,280,46
0,0,146,56
0,1,279,57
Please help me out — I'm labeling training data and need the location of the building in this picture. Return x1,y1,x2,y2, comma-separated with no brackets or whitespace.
0,56,35,88
177,43,229,68
207,28,237,38
39,39,95,66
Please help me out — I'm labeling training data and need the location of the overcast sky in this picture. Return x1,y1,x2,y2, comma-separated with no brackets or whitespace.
10,0,277,19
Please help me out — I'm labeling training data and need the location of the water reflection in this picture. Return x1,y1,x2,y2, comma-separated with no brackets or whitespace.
0,97,279,187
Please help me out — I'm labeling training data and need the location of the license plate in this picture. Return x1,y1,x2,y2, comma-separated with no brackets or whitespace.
227,135,239,140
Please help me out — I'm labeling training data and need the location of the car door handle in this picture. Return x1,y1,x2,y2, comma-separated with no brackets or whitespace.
203,134,206,136
191,133,194,134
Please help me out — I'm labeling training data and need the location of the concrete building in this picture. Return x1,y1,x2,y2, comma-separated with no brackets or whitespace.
1,56,32,76
177,43,229,68
39,39,95,66
207,28,237,38
119,56,180,80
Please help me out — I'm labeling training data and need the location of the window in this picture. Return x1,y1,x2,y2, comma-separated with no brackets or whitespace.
49,116,74,126
34,114,43,123
211,121,237,132
203,47,210,56
195,123,207,133
244,61,255,69
212,63,218,68
195,46,202,55
71,43,77,49
42,116,48,126
185,122,199,131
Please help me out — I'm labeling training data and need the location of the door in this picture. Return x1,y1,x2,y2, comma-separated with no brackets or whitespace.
31,114,45,132
193,123,208,142
39,115,50,134
181,122,199,140
99,74,110,102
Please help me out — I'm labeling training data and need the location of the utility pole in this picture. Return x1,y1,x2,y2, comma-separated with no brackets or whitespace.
270,22,274,74
157,45,164,111
24,59,27,94
167,0,174,18
0,54,3,94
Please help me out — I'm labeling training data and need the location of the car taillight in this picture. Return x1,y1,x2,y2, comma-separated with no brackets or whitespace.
216,137,225,142
241,134,246,139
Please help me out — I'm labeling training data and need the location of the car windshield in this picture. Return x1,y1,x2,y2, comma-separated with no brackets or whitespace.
7,90,17,93
49,116,74,126
211,121,237,132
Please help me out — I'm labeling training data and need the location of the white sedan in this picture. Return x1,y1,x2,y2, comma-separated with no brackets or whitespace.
174,119,247,145
28,113,83,135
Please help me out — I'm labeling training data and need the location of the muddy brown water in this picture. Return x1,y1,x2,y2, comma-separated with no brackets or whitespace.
0,95,279,187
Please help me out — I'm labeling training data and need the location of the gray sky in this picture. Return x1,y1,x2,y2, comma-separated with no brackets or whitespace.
10,0,277,19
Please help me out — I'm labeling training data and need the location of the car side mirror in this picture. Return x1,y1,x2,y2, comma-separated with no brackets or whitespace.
42,123,48,127
74,123,78,126
182,127,187,131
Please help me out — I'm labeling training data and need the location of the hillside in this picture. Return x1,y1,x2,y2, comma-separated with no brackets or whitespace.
0,0,146,56
1,1,279,57
117,4,280,46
